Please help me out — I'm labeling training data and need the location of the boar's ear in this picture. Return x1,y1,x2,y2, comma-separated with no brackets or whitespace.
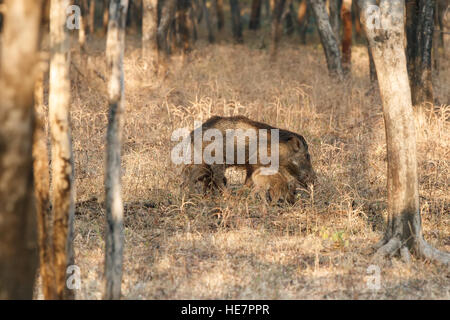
288,136,302,152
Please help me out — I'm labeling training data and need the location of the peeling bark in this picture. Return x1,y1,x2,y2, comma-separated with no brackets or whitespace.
104,0,129,300
359,0,449,265
33,60,57,300
0,0,42,300
49,0,76,300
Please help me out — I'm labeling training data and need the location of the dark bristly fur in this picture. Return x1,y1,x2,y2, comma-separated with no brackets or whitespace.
182,116,315,199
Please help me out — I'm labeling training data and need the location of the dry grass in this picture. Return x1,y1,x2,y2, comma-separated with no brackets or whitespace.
38,29,449,299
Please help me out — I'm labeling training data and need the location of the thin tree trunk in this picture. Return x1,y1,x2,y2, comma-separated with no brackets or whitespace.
177,0,191,53
329,0,342,39
202,0,215,42
359,0,449,265
270,0,286,59
215,0,224,30
104,0,129,300
0,0,42,300
249,0,262,30
406,0,435,105
49,0,76,300
157,0,177,65
103,0,110,35
352,0,362,40
284,0,295,36
88,0,96,34
341,0,352,73
77,0,87,48
309,0,343,77
142,0,158,62
297,0,308,44
33,59,57,300
229,0,243,43
188,4,199,42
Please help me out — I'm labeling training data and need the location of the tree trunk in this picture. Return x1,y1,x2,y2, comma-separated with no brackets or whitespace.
88,0,96,34
176,0,191,53
202,0,215,42
341,0,352,73
0,0,42,300
229,0,243,43
157,0,177,64
329,0,342,39
249,0,262,30
352,0,362,40
284,0,295,36
359,0,449,265
188,4,199,42
104,0,129,300
103,0,110,35
406,0,435,105
142,0,158,62
49,0,76,300
33,59,57,300
309,0,343,77
297,0,308,44
215,0,224,30
77,0,87,48
270,0,286,59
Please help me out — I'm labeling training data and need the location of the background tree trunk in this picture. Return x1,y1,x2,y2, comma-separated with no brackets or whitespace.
202,0,215,42
249,0,262,30
406,0,435,105
33,57,57,300
49,0,76,300
157,0,177,68
297,0,309,44
329,0,342,39
229,0,243,43
88,0,96,35
104,0,129,300
176,0,191,53
215,0,224,30
309,0,343,77
142,0,158,62
270,0,286,58
341,0,352,73
359,0,449,265
103,0,111,35
0,0,42,300
77,0,87,48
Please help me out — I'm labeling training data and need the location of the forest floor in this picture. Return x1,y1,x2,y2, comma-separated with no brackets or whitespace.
36,28,449,299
